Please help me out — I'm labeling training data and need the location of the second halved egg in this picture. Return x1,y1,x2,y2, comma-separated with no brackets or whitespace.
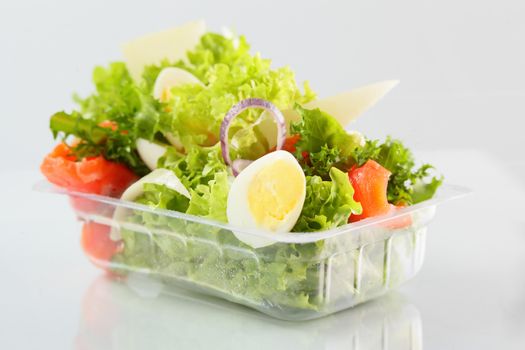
227,150,306,248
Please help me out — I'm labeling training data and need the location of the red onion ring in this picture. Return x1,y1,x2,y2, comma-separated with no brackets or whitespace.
220,98,287,176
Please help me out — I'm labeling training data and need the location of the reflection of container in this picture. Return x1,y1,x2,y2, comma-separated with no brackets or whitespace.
37,181,467,320
76,276,423,350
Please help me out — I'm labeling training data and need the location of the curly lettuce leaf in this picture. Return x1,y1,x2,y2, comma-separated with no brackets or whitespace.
135,183,190,213
146,33,315,151
355,137,443,204
74,62,141,125
290,105,363,178
293,168,362,232
158,143,227,190
186,171,230,222
49,62,172,175
49,111,149,175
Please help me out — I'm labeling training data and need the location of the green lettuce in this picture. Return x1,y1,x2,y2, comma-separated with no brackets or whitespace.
355,137,443,204
158,143,227,190
49,110,150,175
293,168,362,232
186,171,230,222
150,33,315,152
290,105,363,178
48,62,169,175
135,183,190,213
48,33,316,174
74,62,141,125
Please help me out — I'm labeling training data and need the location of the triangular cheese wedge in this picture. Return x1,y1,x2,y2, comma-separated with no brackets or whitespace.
282,80,399,129
306,80,399,127
122,20,206,81
258,81,398,145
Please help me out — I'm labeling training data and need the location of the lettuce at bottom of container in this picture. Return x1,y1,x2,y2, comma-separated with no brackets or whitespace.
35,181,468,321
107,225,427,321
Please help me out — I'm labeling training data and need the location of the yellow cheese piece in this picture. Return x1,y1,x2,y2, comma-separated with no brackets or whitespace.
257,81,398,145
305,80,399,127
122,20,206,81
280,80,399,130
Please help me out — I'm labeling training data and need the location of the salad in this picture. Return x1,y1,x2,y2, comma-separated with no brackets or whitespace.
40,21,442,318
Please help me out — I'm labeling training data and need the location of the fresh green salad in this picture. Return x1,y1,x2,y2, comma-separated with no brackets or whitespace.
41,21,442,313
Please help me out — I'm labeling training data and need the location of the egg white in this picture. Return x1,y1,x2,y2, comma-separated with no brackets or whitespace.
152,67,203,150
153,67,202,102
136,138,167,170
111,168,190,240
227,151,306,248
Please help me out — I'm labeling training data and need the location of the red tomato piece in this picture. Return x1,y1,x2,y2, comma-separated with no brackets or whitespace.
98,120,119,131
281,134,301,153
268,134,301,153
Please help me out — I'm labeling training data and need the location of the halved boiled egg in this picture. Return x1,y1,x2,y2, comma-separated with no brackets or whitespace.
153,67,203,102
227,150,306,248
135,67,203,167
135,139,167,170
152,67,203,150
111,168,190,240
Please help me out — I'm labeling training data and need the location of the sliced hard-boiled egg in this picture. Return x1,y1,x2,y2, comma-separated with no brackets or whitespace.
153,67,203,102
227,151,306,248
152,67,203,150
122,20,206,81
164,133,184,151
136,138,167,170
120,168,190,201
111,168,190,240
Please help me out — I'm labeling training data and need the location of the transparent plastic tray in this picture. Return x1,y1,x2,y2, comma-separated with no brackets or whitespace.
36,180,468,320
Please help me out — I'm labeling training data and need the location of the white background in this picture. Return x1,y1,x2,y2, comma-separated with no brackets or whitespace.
1,1,524,349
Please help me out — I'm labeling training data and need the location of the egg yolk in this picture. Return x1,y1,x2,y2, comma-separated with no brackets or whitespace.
160,87,172,103
247,160,304,230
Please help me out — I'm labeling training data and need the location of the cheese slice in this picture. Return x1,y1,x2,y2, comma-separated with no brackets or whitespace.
257,81,398,146
122,20,206,81
281,80,399,130
305,80,399,127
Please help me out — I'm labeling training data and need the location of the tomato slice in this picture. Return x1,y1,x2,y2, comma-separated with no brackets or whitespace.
81,222,122,264
40,143,137,197
269,134,301,153
348,160,392,222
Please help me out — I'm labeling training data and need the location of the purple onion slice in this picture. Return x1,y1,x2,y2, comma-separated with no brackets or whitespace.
220,98,287,176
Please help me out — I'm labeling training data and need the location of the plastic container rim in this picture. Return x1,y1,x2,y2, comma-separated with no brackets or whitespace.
34,180,470,244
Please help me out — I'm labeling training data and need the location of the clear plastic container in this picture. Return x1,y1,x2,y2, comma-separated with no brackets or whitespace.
36,181,467,321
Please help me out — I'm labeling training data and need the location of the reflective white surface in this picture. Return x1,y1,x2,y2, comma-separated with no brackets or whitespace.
1,0,525,348
77,276,422,350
